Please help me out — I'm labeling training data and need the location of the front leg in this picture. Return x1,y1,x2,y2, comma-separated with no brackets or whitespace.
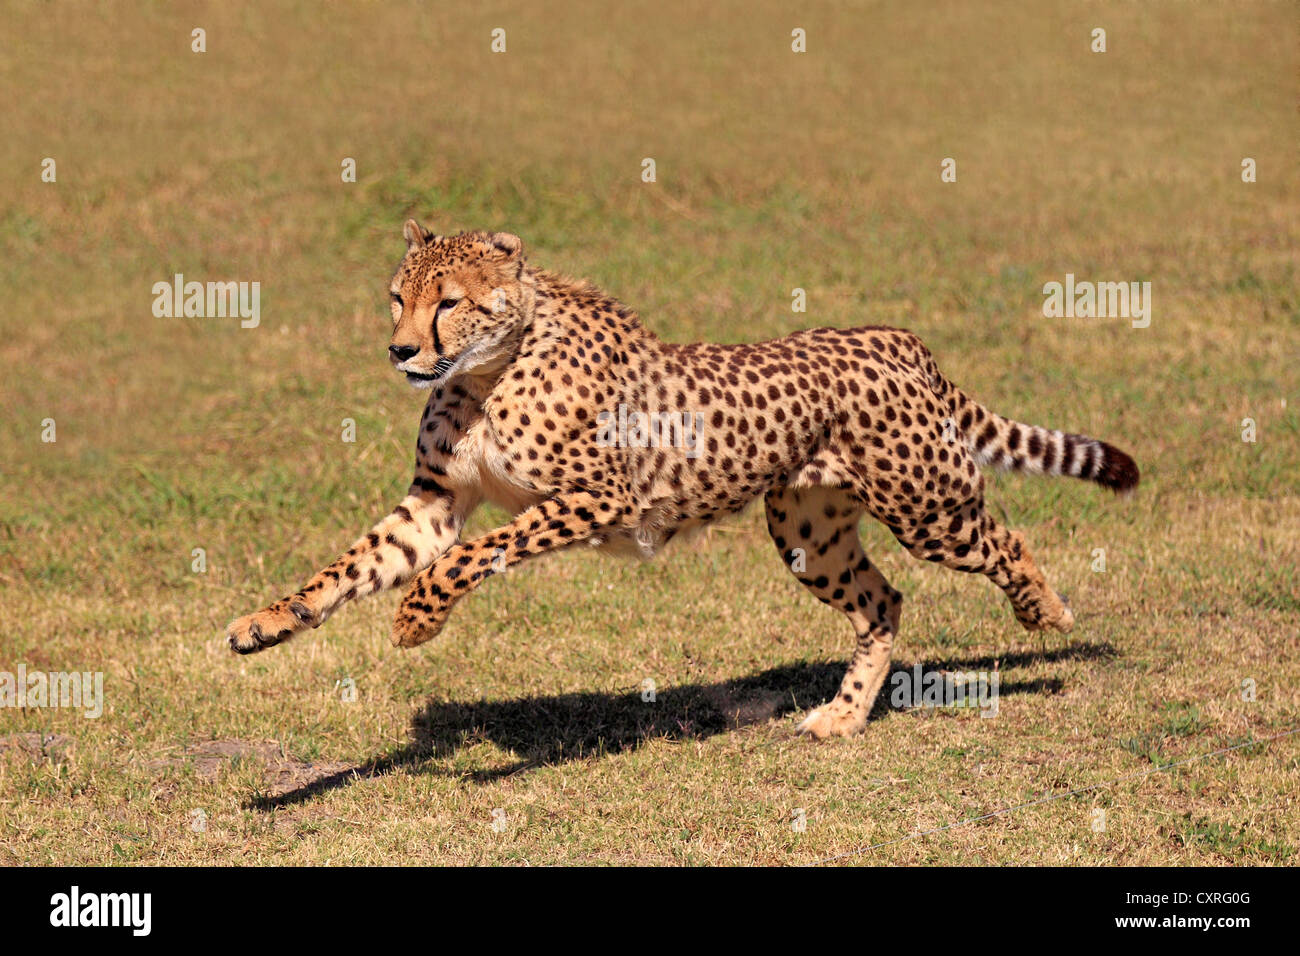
227,488,473,654
392,491,621,648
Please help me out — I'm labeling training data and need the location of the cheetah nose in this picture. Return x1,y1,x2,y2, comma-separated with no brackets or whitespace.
389,344,419,362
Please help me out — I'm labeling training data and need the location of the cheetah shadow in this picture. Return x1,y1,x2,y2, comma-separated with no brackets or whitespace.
250,640,1114,810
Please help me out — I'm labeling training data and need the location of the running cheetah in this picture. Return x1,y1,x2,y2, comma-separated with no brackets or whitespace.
227,220,1139,737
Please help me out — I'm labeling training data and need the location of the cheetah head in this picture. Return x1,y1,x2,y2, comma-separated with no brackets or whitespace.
387,219,531,388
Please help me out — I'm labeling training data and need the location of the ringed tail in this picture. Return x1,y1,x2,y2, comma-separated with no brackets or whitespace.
950,388,1140,493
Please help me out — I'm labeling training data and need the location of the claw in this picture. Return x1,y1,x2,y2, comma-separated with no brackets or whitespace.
289,600,317,627
796,709,823,735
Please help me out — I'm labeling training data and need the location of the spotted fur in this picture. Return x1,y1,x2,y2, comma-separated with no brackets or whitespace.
226,221,1139,737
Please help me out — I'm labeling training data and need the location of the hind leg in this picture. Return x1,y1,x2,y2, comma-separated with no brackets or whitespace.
765,486,903,738
899,498,1073,633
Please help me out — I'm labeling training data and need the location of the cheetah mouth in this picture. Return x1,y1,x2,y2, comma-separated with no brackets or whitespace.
402,355,458,387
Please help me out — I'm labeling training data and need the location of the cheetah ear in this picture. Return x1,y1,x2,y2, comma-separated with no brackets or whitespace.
488,232,523,261
403,218,435,251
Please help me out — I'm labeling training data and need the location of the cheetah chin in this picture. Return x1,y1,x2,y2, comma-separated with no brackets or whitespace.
402,355,460,388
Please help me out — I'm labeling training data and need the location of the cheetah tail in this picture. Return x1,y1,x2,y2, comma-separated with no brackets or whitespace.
949,389,1140,494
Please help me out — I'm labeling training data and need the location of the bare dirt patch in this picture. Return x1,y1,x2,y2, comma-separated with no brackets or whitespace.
0,732,75,763
148,739,353,796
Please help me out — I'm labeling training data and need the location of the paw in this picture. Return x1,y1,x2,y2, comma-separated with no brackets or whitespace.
797,699,868,739
1039,591,1074,633
1049,596,1075,633
391,581,453,648
226,599,313,655
1016,592,1074,634
390,609,444,648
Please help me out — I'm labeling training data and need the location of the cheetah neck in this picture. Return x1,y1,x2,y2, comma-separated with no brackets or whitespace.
528,265,657,346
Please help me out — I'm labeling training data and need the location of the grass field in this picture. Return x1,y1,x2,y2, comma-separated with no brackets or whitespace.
1,1,1297,865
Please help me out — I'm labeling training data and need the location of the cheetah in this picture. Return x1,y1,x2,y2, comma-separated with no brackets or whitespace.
227,220,1139,738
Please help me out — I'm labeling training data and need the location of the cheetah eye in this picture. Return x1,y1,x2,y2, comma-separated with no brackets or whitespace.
389,292,403,306
438,298,460,312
